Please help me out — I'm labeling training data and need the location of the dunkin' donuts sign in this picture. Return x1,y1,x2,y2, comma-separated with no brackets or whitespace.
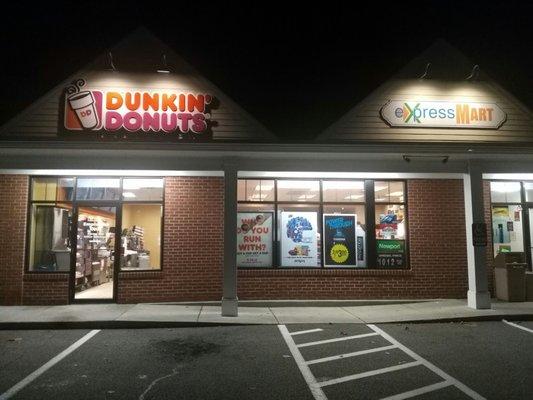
64,79,214,136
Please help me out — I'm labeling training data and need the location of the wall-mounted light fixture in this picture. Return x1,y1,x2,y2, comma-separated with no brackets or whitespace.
419,62,431,79
106,52,117,72
403,154,449,164
157,54,170,73
466,65,480,81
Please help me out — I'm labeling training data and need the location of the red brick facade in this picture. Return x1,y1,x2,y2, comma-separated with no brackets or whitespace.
0,175,497,305
0,175,28,305
117,177,224,303
238,179,470,299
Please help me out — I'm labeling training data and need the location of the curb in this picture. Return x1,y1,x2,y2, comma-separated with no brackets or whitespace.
1,314,532,330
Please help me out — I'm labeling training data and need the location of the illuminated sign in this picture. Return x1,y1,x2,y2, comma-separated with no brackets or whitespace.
380,100,506,129
64,79,214,137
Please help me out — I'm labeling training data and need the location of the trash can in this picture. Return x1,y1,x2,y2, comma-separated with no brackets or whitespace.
494,263,526,302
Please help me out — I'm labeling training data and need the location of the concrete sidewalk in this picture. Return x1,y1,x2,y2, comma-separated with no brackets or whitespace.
0,299,532,329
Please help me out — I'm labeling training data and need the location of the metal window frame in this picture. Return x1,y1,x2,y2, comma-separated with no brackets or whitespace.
25,176,166,281
236,177,410,270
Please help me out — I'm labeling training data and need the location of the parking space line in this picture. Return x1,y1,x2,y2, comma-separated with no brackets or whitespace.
318,361,422,388
379,381,452,400
0,329,100,400
291,328,324,336
278,325,327,400
297,332,378,348
367,324,486,400
503,319,533,334
306,345,397,365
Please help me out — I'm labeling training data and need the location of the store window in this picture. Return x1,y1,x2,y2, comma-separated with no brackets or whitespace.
236,178,394,269
76,178,121,201
489,181,524,258
375,181,407,268
277,180,319,202
237,179,274,202
28,177,74,271
121,204,163,270
27,177,165,273
490,181,521,203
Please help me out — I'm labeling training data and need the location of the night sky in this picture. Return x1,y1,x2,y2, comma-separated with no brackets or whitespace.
1,1,531,140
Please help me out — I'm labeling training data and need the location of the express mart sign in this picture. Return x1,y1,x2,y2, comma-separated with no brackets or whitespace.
380,100,506,129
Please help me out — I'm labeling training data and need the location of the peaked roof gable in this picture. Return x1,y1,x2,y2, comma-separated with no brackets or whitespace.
317,40,533,144
0,27,276,143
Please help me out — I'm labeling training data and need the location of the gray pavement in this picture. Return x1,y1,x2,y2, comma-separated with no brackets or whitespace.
1,321,532,399
1,300,533,329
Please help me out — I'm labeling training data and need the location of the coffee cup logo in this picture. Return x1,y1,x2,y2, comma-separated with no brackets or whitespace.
66,79,99,129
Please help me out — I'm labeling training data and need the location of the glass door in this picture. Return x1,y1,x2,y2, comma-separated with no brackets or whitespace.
72,205,118,301
528,208,533,271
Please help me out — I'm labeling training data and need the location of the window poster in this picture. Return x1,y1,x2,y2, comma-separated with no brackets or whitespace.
492,205,524,256
376,239,406,268
323,214,357,267
281,211,318,267
236,212,273,267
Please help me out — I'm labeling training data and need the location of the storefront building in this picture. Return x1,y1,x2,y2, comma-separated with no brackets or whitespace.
1,30,532,315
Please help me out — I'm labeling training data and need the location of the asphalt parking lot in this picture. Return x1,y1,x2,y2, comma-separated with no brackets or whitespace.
0,321,532,400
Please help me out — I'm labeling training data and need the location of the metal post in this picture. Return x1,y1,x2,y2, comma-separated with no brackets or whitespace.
222,163,238,316
464,161,491,309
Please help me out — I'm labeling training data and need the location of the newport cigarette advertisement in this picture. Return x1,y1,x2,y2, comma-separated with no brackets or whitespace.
236,212,273,267
323,214,357,267
281,211,318,267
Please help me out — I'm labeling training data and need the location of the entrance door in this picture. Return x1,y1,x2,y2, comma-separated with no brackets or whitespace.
71,205,118,301
528,208,533,270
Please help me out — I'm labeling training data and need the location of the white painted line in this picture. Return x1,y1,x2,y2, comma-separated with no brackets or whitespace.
0,329,100,400
367,324,486,400
290,328,324,336
318,361,422,387
297,332,379,348
278,325,327,400
306,344,397,365
503,319,533,334
379,380,452,400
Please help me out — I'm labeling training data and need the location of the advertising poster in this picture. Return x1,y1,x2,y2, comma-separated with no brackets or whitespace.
281,211,318,267
492,206,523,255
376,239,406,268
323,214,357,267
236,212,273,267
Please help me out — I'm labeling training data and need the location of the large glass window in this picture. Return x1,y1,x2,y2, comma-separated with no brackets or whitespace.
491,205,524,256
27,177,164,273
121,204,163,270
237,179,275,202
490,181,521,203
375,182,407,269
76,178,121,201
277,180,319,202
237,178,404,269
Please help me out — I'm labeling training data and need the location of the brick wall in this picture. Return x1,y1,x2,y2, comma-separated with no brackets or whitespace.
238,179,470,299
0,175,28,305
0,175,497,305
23,274,69,305
117,177,224,303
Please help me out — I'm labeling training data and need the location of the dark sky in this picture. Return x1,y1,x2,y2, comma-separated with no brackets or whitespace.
1,1,531,139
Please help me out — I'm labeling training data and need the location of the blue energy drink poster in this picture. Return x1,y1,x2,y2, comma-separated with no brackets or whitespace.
323,214,357,267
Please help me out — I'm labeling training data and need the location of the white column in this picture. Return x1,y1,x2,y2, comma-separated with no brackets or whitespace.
463,161,491,309
221,163,238,316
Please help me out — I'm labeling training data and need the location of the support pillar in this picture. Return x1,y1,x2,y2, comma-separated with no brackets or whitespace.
463,161,491,309
221,163,238,316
